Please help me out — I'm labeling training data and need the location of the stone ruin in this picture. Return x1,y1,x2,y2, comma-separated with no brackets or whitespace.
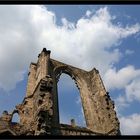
0,48,120,136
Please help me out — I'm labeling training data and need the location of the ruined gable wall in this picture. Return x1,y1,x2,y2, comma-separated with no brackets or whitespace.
0,48,120,135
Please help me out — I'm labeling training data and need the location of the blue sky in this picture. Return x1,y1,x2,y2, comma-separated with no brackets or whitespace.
0,5,140,135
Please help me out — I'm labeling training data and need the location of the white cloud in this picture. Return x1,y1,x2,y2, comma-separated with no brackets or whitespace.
104,65,140,90
103,65,140,108
0,5,140,91
115,95,129,113
120,113,140,135
125,77,140,102
86,10,92,17
104,66,140,135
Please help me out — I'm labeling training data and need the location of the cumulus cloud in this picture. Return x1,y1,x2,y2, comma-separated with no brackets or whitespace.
0,5,140,91
104,65,140,90
104,65,140,135
125,77,140,102
120,113,140,135
104,65,140,115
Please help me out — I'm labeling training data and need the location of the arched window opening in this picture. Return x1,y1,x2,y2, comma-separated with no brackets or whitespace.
57,73,86,127
11,113,20,123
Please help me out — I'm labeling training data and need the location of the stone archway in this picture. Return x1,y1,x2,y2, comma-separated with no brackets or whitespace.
54,68,86,127
51,64,86,127
54,65,81,90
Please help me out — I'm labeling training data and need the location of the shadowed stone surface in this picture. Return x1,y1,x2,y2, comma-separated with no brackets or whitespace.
0,48,120,136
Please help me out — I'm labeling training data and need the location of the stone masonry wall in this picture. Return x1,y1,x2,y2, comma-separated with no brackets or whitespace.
0,48,120,136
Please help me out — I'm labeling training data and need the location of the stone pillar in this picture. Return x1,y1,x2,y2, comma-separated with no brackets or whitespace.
26,63,37,97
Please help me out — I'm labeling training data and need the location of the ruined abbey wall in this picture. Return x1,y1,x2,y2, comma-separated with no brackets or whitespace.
0,48,120,136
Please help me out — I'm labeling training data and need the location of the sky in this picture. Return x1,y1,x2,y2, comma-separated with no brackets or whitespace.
0,5,140,135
